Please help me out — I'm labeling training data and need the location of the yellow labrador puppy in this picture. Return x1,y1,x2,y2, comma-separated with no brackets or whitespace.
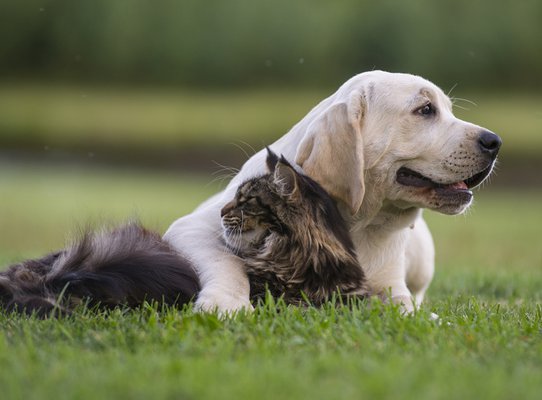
164,70,501,313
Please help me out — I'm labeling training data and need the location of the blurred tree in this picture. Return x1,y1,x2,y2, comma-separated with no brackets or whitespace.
0,0,540,89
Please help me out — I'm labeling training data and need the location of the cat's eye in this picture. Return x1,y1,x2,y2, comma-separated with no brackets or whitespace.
238,196,257,206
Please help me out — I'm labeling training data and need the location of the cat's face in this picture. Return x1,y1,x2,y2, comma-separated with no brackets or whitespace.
221,178,280,253
220,150,309,254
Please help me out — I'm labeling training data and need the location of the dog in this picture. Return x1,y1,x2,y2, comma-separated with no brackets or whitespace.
164,70,501,313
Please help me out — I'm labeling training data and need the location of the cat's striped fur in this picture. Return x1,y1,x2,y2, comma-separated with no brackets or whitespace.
221,149,367,305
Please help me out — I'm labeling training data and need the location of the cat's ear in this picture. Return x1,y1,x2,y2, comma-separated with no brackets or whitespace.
265,147,279,172
295,90,365,214
273,159,300,199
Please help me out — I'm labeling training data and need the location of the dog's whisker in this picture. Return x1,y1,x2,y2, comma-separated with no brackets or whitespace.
446,83,458,98
452,103,469,111
451,97,478,110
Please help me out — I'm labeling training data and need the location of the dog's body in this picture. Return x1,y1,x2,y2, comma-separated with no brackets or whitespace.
164,71,500,313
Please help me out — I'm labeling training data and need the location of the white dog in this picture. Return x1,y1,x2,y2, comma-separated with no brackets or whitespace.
164,71,501,313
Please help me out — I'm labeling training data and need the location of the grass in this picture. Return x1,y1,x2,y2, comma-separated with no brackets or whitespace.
0,84,325,151
1,300,540,400
0,162,223,262
0,84,541,157
1,163,541,399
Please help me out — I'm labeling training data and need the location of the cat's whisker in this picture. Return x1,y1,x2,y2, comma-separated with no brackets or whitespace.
211,161,239,177
229,141,258,161
208,174,235,187
214,221,239,256
209,172,238,188
218,149,366,306
231,228,243,255
222,222,244,256
209,161,241,188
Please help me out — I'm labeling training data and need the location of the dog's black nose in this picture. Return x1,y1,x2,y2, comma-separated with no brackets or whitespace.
478,130,502,157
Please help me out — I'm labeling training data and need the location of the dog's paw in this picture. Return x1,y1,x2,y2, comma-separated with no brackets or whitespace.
390,295,416,315
429,312,440,321
429,312,452,326
195,288,253,316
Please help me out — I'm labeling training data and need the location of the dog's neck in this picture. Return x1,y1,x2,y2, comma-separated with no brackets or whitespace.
340,164,421,232
346,196,421,234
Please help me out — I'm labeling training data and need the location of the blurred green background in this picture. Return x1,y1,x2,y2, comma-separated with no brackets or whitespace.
0,0,541,271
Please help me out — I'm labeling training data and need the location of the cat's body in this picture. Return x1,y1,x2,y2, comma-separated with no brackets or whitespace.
221,150,367,305
0,150,366,315
0,223,200,316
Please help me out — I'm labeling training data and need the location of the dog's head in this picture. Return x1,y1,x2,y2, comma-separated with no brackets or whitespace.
295,70,501,216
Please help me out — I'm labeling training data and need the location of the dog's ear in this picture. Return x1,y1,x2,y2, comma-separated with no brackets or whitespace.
295,91,365,214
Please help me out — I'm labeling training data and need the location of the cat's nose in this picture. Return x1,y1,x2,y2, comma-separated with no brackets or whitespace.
220,201,235,217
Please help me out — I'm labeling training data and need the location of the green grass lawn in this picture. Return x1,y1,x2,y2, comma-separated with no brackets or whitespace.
0,162,223,262
1,163,541,399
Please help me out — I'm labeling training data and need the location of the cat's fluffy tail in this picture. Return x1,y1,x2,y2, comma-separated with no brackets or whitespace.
0,222,199,316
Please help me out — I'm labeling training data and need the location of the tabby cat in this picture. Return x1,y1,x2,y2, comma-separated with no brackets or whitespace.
0,149,366,315
221,149,367,305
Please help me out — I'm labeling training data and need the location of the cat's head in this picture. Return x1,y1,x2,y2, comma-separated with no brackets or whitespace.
220,148,350,255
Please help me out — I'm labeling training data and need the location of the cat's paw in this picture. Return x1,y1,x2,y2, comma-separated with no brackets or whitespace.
195,288,253,316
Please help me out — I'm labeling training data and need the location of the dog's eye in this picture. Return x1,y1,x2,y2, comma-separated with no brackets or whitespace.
416,103,436,117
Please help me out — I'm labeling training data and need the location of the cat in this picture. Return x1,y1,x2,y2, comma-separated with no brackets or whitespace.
0,149,366,315
221,148,367,305
0,223,200,316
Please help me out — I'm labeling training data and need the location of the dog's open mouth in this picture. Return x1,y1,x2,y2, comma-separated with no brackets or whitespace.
396,164,493,193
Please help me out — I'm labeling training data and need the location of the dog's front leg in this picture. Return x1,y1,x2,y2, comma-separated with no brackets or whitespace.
378,278,417,314
164,206,252,315
404,217,435,307
195,255,253,315
354,228,419,314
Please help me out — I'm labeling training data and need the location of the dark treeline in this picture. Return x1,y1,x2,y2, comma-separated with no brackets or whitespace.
1,0,540,90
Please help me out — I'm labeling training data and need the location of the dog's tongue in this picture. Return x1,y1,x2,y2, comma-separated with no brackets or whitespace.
444,181,468,190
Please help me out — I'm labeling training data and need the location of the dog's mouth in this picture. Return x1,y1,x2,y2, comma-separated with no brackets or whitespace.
396,164,493,193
